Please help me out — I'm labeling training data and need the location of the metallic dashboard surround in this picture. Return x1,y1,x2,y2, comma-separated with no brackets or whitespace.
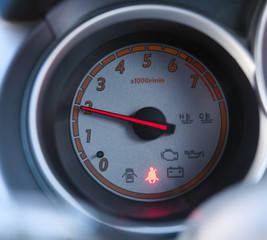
26,4,267,235
255,2,267,113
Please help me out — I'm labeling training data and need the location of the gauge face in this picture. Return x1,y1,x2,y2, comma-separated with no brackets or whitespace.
70,43,228,201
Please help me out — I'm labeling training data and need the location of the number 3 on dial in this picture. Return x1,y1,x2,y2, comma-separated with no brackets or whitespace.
96,77,105,91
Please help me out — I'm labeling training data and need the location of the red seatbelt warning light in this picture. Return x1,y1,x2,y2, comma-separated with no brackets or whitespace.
145,167,159,184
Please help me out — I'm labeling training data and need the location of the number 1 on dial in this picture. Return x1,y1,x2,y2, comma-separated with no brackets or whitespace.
86,129,91,143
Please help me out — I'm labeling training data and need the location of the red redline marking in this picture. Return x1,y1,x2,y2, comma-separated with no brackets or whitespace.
187,57,193,63
81,106,168,131
213,86,223,100
204,72,216,86
193,61,205,73
185,63,198,74
199,76,215,101
185,63,215,102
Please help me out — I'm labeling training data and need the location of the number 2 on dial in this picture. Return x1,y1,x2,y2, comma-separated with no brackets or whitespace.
84,101,93,114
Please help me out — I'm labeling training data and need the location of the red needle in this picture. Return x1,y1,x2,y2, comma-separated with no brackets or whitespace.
80,106,175,134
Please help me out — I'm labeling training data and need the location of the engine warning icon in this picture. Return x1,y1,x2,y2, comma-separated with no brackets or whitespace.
161,149,178,161
145,167,159,184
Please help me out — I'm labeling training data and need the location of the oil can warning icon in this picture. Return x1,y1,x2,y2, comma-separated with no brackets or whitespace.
145,167,160,184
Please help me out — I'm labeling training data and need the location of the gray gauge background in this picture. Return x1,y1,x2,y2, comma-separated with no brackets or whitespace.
70,43,229,201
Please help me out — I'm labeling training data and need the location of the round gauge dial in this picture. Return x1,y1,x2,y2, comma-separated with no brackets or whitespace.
70,43,228,201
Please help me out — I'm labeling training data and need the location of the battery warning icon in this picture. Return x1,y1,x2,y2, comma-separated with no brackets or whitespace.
167,167,184,178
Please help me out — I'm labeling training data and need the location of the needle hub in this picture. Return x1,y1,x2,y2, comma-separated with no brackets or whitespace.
132,107,170,140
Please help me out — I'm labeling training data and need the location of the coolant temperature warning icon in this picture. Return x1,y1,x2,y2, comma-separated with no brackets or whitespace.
145,167,160,184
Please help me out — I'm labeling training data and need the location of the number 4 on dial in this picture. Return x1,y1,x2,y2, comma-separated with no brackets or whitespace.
115,60,125,74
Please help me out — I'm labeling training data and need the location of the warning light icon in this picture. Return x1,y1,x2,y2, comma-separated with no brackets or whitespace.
145,167,159,184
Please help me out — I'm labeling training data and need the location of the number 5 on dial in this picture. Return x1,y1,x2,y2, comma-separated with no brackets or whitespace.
143,54,151,68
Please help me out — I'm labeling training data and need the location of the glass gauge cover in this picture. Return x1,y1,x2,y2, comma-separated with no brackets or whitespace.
70,43,228,201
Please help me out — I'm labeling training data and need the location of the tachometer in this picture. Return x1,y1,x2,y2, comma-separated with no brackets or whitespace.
70,43,228,201
26,3,260,223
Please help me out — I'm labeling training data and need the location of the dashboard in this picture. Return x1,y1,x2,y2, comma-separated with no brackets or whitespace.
1,0,267,239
